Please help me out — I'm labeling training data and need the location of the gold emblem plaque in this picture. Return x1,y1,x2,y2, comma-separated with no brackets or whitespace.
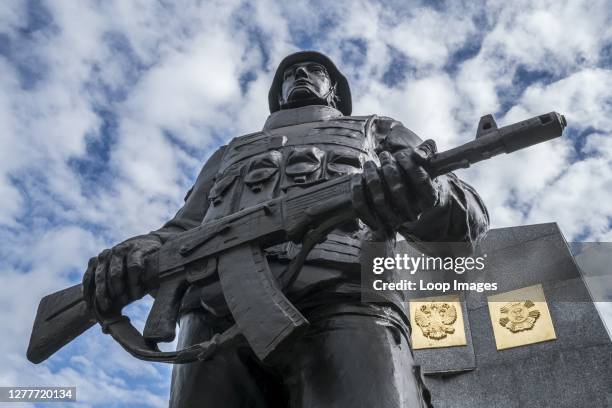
409,294,467,349
487,284,556,350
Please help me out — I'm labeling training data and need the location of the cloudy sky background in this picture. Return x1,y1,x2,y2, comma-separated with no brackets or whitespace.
0,0,610,406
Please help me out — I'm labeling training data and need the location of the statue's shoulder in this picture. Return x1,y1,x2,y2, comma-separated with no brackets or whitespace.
335,114,373,121
331,114,376,127
227,130,267,148
371,115,403,131
368,115,423,152
333,114,407,134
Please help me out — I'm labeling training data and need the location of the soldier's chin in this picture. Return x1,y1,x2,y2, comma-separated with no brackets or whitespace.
288,86,316,100
285,89,326,109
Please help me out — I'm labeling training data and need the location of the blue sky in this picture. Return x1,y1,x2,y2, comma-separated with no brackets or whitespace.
0,0,611,406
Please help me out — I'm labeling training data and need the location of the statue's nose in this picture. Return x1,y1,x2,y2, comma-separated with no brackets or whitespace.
295,66,308,79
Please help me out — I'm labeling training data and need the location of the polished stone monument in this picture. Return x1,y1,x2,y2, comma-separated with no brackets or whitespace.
408,223,612,408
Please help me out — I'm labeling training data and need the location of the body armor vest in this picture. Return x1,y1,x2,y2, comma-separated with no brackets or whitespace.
202,114,379,267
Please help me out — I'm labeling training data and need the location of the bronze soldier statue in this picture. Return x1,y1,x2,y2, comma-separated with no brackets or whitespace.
26,48,572,407
73,51,490,407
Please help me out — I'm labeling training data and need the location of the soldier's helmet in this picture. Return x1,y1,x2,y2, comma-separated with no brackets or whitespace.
268,50,352,116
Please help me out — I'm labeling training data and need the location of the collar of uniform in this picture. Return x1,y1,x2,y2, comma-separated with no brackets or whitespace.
263,105,343,130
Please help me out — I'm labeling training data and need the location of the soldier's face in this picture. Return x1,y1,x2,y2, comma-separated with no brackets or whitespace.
280,62,333,106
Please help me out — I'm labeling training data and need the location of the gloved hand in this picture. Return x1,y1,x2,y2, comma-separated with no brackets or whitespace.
354,139,450,232
82,236,162,312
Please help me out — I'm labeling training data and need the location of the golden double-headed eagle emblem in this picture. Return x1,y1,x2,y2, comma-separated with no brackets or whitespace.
414,302,458,340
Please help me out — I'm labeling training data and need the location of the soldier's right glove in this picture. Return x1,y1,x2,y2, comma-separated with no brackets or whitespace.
82,235,162,312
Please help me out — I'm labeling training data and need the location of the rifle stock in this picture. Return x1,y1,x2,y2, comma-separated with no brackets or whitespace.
27,284,96,364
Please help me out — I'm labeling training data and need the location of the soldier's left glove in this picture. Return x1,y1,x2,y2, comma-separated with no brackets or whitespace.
355,139,450,232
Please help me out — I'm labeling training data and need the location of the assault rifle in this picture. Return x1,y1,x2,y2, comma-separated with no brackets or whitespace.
27,112,567,365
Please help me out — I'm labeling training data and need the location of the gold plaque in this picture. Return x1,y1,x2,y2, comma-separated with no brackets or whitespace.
487,284,556,350
409,294,467,349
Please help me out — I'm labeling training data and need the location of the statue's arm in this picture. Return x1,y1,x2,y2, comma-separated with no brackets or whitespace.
374,117,490,250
